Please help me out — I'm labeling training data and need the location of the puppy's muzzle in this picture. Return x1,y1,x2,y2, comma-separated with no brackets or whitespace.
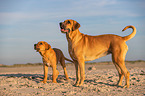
34,44,40,52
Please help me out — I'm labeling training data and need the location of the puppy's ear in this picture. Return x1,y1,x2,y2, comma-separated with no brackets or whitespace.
45,42,51,50
72,21,80,31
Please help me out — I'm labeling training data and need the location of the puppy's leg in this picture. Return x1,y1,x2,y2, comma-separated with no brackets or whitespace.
60,58,69,80
52,65,59,83
41,64,48,83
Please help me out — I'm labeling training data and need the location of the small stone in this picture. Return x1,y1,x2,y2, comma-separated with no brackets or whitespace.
88,67,96,70
118,90,122,92
32,77,36,79
132,78,136,80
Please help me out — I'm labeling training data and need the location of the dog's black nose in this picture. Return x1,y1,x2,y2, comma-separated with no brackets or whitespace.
34,44,36,50
59,22,62,26
59,22,64,29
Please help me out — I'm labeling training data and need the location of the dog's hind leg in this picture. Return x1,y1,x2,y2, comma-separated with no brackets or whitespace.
60,58,69,80
52,65,59,83
113,61,124,86
112,44,130,88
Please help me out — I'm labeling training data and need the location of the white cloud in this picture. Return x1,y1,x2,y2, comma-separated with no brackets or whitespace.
0,12,47,25
73,0,116,8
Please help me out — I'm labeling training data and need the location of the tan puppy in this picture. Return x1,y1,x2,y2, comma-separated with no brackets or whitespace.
34,41,73,83
59,19,136,88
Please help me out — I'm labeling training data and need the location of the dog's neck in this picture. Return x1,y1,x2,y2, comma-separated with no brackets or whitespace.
39,50,50,59
38,48,52,57
39,50,51,63
39,50,46,56
38,50,51,67
66,29,83,44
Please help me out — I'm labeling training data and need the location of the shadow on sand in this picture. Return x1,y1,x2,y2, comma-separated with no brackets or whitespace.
0,73,76,84
0,74,121,87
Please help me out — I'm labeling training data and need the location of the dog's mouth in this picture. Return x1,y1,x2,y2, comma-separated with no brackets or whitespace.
60,28,70,33
35,48,40,52
36,48,40,52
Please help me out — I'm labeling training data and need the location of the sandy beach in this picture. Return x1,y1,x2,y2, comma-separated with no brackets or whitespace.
0,62,145,96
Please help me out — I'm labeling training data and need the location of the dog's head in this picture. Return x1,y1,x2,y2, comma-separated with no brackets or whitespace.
59,19,80,34
34,41,51,52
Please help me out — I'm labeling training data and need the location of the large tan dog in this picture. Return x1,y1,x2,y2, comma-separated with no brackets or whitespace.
34,41,73,83
59,19,136,88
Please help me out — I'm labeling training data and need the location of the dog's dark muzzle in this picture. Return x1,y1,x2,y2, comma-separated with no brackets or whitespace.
59,22,70,33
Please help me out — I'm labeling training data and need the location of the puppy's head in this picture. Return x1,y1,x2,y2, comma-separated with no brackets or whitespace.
34,41,51,52
59,19,80,34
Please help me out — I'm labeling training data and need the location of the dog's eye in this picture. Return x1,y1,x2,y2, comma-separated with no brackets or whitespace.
40,43,43,45
67,20,71,24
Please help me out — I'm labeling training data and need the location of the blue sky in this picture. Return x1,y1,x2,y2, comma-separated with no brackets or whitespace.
0,0,145,65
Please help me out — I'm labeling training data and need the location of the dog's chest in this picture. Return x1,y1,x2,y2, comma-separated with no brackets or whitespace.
43,60,51,67
42,56,52,67
68,43,77,61
46,63,51,67
67,35,78,60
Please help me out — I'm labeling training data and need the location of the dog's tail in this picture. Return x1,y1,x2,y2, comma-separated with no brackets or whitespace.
122,25,136,41
64,57,74,63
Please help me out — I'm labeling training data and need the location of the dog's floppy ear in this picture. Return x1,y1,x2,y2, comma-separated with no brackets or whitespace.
45,42,51,50
72,21,80,31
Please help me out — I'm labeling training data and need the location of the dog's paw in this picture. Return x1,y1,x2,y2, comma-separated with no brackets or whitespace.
41,80,47,84
123,85,129,88
52,81,57,83
65,78,70,81
73,83,80,87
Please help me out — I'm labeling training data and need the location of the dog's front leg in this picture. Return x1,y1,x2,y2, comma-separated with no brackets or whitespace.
78,59,85,86
52,65,59,83
74,58,85,86
74,61,80,86
41,64,48,83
